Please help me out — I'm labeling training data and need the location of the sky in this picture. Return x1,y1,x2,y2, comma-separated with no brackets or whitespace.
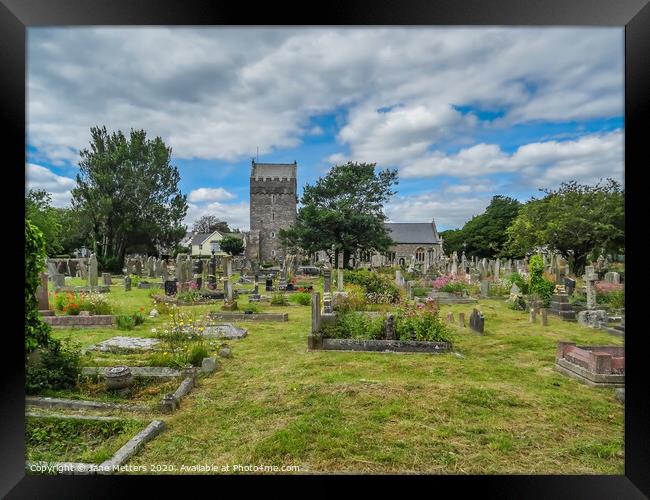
26,27,624,232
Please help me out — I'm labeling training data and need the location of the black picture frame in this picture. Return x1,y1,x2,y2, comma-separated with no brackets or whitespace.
2,1,648,497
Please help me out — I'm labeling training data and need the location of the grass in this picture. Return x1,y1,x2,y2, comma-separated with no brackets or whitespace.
43,278,624,474
26,416,145,464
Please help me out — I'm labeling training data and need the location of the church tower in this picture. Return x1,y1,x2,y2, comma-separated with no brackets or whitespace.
247,160,298,263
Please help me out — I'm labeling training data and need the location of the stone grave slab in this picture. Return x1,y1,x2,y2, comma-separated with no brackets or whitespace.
90,336,160,353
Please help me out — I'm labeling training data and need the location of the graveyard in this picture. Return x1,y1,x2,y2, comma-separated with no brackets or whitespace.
26,252,624,475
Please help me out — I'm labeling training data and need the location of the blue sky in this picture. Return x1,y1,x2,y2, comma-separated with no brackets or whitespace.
26,27,624,231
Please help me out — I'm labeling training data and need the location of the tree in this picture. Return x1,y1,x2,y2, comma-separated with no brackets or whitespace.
280,162,398,268
71,126,188,267
192,215,231,234
439,229,465,256
25,189,63,256
220,235,244,256
461,196,522,258
505,179,624,275
25,218,54,355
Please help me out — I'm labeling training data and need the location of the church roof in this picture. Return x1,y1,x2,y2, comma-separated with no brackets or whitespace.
384,222,440,244
251,161,297,179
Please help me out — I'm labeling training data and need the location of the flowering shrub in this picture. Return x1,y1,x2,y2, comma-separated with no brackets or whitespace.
52,291,113,315
393,298,453,342
322,311,385,340
343,269,400,304
333,284,367,312
432,274,468,294
595,282,624,309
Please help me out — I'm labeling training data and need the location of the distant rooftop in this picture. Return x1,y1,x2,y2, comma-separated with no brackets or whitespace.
251,161,297,179
384,222,440,244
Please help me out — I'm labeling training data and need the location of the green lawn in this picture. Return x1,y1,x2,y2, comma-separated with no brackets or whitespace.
46,278,624,474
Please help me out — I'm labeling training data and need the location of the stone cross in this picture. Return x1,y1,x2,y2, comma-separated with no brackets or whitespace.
88,253,98,288
583,268,598,310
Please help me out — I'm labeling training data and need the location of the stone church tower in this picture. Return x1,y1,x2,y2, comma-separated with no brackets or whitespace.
246,160,298,263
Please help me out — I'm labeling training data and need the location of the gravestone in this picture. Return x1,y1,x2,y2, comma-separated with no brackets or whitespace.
446,312,454,323
604,271,620,284
529,307,537,323
88,253,99,288
165,280,177,296
265,278,273,292
175,255,183,282
134,259,142,277
337,268,344,292
510,283,521,295
323,267,331,293
37,272,49,310
583,270,598,310
469,308,484,334
407,281,415,300
311,292,321,334
52,273,65,288
458,312,465,328
124,276,132,292
564,277,576,296
161,260,168,281
385,313,395,340
208,255,217,290
480,279,490,298
102,272,112,286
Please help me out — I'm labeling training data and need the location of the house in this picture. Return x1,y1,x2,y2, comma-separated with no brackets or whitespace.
184,230,246,257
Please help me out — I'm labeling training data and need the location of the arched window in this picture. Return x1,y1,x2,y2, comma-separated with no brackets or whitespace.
415,247,425,262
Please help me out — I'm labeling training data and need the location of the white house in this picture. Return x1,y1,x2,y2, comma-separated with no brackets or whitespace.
184,230,246,257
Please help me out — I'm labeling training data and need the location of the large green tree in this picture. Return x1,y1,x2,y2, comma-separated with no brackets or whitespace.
439,228,465,257
71,126,188,267
220,235,245,256
192,215,231,234
505,179,624,275
461,195,522,258
280,162,398,268
25,189,63,256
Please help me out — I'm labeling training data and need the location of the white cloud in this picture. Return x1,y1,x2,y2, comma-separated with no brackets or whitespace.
188,187,236,203
25,163,76,207
386,191,492,230
184,201,250,232
27,27,623,166
399,130,624,186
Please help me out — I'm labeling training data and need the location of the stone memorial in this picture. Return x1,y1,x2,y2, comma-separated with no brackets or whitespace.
102,272,112,286
88,253,98,288
469,308,484,334
124,276,132,292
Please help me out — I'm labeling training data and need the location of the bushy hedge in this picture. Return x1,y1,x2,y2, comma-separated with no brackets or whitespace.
528,255,554,307
343,269,400,304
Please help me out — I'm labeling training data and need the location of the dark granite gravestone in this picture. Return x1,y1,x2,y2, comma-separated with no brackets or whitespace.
265,278,273,292
469,308,484,334
164,280,178,296
564,277,576,296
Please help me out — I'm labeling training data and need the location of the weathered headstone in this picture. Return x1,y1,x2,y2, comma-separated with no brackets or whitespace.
385,313,395,340
164,280,177,296
446,311,454,323
124,276,132,292
337,268,344,292
480,279,490,298
529,307,537,323
323,267,331,293
564,277,576,296
311,292,321,334
52,273,65,288
510,283,521,295
37,272,49,310
604,271,620,284
458,312,465,328
102,272,112,286
583,270,598,310
88,253,98,288
469,308,484,334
